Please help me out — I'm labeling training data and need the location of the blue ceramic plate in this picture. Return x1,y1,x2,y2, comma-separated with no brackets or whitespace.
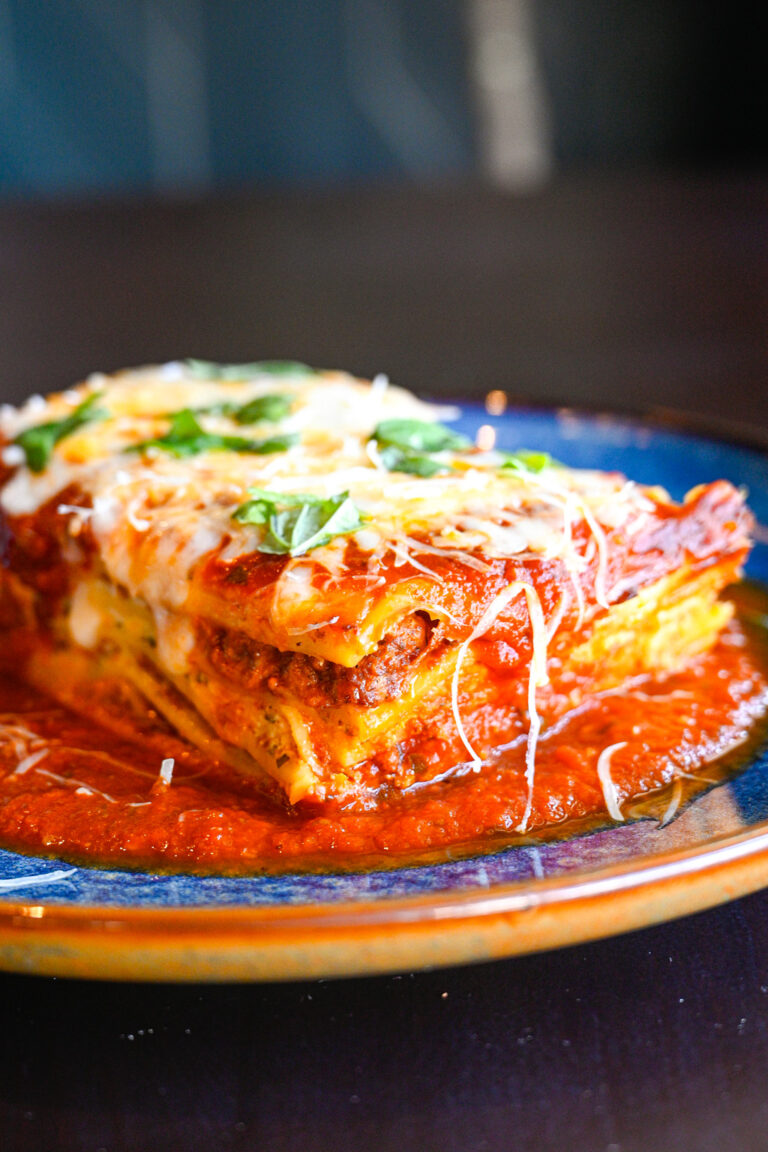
1,404,768,981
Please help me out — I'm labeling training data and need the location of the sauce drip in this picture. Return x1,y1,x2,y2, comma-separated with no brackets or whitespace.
0,587,767,876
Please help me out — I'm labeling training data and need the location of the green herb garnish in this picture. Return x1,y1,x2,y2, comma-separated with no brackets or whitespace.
169,393,294,425
372,418,470,454
501,449,558,474
377,445,450,477
230,393,294,424
186,359,314,380
233,488,364,555
130,409,297,458
14,392,106,472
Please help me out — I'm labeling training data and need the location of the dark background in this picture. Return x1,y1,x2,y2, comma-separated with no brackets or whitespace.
6,891,768,1152
2,175,766,425
0,1,766,199
2,4,768,1151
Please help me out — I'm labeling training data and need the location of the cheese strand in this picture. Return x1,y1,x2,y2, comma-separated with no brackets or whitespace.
450,581,549,832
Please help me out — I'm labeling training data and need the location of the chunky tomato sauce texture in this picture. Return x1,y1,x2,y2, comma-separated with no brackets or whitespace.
0,597,766,876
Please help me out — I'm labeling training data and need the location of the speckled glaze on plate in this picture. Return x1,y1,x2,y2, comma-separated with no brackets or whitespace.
1,403,768,982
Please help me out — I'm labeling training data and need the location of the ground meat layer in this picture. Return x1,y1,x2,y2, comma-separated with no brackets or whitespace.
200,612,447,708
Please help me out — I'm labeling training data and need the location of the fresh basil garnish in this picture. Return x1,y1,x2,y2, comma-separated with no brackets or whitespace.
186,359,314,380
130,409,297,458
14,392,106,473
377,445,450,477
168,393,294,425
501,449,558,474
373,418,470,454
233,488,364,555
230,393,294,424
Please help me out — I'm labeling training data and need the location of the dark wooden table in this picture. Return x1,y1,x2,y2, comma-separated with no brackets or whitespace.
1,173,768,1152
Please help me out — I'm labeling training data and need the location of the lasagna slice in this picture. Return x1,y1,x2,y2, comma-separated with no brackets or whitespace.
0,362,751,822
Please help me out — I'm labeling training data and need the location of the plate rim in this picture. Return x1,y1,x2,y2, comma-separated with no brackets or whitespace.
3,815,768,929
4,818,768,981
434,394,768,459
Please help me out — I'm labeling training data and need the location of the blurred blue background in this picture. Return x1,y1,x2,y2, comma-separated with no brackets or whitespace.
0,0,764,199
0,0,476,197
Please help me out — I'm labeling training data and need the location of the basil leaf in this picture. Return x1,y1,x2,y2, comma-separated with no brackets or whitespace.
501,449,558,474
373,418,470,453
233,489,364,555
169,400,238,417
130,410,297,458
232,393,294,424
166,393,294,425
186,359,314,380
166,408,202,441
14,392,106,473
240,433,298,455
378,445,450,477
232,488,310,524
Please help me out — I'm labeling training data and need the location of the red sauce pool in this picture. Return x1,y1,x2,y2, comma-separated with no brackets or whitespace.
1,589,767,876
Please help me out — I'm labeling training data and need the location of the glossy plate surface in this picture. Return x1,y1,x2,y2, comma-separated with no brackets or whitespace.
2,404,768,982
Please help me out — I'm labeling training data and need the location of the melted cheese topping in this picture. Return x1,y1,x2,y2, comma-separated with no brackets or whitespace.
0,363,657,632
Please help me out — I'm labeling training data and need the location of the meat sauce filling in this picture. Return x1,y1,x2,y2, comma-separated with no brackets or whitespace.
201,612,445,708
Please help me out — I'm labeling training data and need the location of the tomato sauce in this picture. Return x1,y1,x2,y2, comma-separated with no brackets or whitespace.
0,588,767,876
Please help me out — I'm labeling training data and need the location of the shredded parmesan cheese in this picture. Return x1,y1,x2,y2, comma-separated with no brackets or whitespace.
159,757,175,786
579,500,611,610
659,776,684,828
365,438,386,471
450,581,549,834
57,502,95,519
475,424,497,452
399,535,492,573
390,542,441,581
596,741,628,821
0,869,77,889
13,748,49,776
35,766,117,803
